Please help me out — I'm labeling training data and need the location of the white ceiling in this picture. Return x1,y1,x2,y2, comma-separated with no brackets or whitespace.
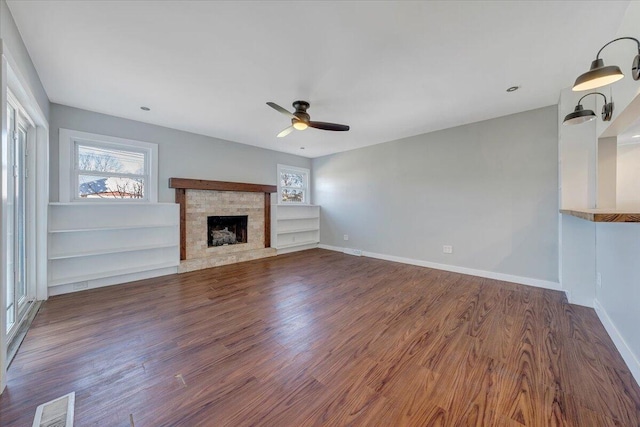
7,1,630,158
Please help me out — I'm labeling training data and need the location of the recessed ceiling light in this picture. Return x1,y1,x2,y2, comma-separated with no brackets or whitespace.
633,134,640,138
506,86,520,92
140,106,151,111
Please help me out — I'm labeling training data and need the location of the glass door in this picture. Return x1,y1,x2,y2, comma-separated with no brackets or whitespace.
6,98,32,341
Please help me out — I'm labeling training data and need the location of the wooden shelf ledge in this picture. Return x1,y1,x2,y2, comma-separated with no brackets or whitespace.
560,209,640,223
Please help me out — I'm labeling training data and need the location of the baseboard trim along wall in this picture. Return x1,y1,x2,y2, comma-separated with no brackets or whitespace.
594,299,640,385
318,244,563,292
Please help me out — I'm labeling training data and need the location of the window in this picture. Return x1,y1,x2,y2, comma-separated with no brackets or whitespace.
75,142,146,200
277,164,310,204
59,129,158,202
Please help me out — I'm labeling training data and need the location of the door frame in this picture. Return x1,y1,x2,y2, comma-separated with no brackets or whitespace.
6,89,36,343
0,40,49,392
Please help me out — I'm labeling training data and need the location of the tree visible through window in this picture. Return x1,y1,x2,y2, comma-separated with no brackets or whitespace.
278,165,309,204
76,143,147,199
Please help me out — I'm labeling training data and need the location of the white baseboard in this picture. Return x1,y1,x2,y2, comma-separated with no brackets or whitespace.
318,244,344,252
276,243,319,255
343,248,362,256
564,292,594,308
318,244,562,292
594,299,640,384
48,266,178,296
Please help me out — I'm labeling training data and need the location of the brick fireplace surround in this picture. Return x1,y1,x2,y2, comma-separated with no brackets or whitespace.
169,178,277,273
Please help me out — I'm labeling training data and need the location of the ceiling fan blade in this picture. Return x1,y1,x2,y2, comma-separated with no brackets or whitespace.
267,102,297,120
277,126,295,138
308,121,350,131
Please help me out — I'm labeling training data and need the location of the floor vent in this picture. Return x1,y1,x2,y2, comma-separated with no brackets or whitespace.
32,392,75,427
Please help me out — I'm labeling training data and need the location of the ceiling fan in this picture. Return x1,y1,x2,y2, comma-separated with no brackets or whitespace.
266,100,350,138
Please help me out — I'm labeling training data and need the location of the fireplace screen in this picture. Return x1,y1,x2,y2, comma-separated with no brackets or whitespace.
207,215,248,247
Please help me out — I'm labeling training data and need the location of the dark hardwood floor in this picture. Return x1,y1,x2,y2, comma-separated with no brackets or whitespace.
1,249,639,426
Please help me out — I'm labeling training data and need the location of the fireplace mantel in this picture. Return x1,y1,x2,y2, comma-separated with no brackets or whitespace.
169,178,277,260
168,178,276,194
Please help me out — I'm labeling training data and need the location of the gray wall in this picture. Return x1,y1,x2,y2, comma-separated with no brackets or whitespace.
49,103,311,202
312,105,559,282
1,0,49,120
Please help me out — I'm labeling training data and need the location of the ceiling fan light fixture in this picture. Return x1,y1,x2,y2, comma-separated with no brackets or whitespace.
267,100,349,137
293,120,308,131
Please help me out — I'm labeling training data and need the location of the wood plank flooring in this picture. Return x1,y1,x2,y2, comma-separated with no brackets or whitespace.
1,249,639,426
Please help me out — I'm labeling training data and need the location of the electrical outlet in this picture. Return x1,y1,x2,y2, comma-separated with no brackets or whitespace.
73,281,89,291
596,272,602,288
343,234,349,241
443,245,453,254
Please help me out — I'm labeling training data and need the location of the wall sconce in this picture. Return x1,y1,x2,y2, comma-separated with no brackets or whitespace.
563,92,614,125
573,37,640,91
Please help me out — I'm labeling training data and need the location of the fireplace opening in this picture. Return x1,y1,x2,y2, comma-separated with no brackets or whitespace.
207,215,248,247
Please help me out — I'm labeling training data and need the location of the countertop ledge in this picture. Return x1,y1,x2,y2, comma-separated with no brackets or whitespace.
560,209,640,223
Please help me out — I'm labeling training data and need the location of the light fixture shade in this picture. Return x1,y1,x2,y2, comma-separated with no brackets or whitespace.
573,59,624,91
293,120,308,130
563,104,596,125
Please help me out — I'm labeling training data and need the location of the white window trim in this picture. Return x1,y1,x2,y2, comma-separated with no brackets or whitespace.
277,164,310,205
7,90,35,129
59,129,158,203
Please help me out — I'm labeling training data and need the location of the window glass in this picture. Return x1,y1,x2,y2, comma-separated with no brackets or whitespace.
78,175,145,199
280,172,305,188
74,141,148,200
278,165,309,204
77,144,145,174
281,188,304,202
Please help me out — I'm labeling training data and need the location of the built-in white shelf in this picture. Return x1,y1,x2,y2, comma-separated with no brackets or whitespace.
277,240,319,249
276,227,320,235
49,202,161,206
277,214,320,220
48,261,178,287
49,243,178,260
49,224,176,233
48,203,180,291
271,204,320,254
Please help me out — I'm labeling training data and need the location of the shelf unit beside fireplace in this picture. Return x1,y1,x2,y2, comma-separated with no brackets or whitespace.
48,202,180,294
271,204,320,253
